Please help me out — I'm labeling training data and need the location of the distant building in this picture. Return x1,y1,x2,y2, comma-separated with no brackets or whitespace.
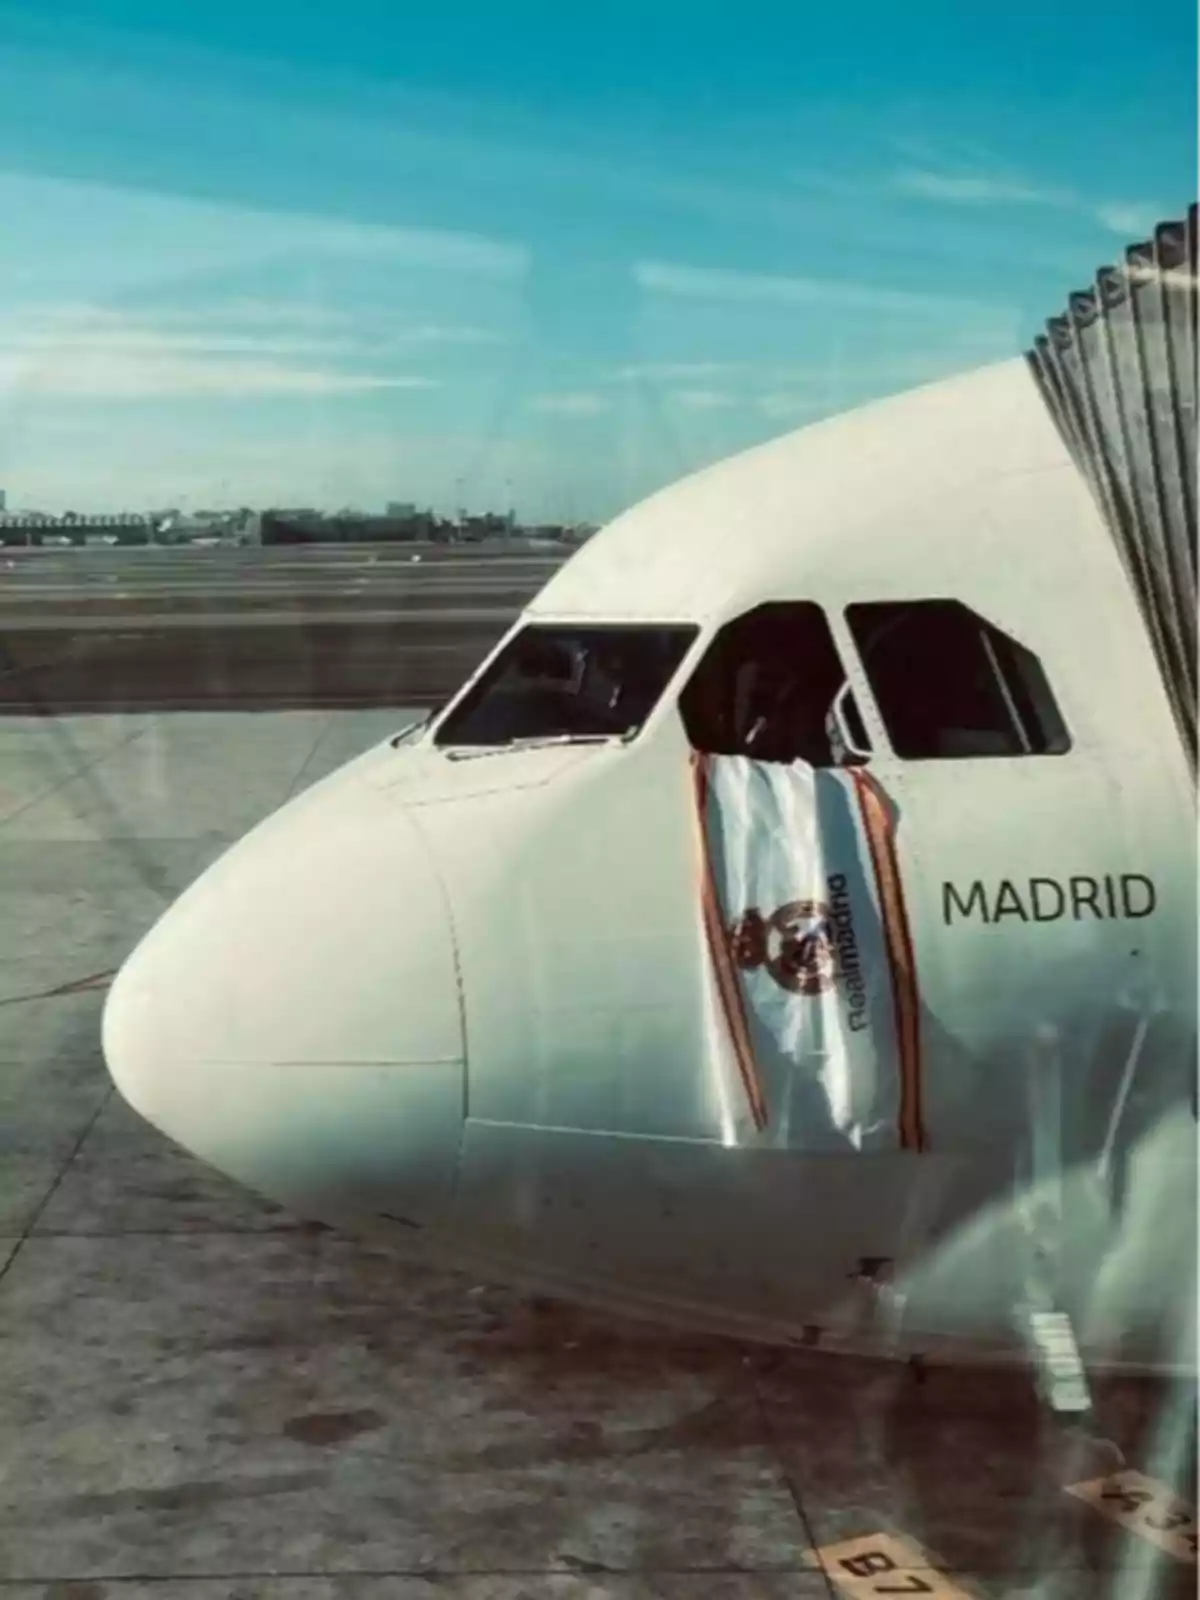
261,506,454,545
458,511,511,543
0,512,154,547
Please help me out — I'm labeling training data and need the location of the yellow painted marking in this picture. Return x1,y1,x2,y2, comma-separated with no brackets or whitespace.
1065,1469,1197,1563
814,1531,976,1596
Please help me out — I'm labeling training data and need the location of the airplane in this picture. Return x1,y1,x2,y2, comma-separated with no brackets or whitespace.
102,208,1197,1395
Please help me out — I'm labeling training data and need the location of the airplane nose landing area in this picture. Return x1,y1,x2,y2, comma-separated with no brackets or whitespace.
101,783,465,1226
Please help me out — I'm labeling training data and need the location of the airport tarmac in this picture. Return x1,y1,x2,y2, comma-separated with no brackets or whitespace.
0,707,1195,1598
0,545,565,713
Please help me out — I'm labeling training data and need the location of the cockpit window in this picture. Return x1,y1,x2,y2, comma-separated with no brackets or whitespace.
680,602,868,766
846,600,1071,759
433,624,697,746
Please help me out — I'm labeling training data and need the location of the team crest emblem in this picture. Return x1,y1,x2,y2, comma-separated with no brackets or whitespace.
728,900,837,994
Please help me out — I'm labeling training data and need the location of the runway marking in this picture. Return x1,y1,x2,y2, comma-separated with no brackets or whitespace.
813,1531,974,1595
1,607,520,630
1065,1469,1197,1563
0,967,116,1008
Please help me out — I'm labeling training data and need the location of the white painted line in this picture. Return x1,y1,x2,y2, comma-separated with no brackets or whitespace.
1065,1469,1197,1563
814,1531,976,1596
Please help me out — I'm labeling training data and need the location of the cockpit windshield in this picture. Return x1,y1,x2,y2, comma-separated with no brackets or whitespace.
433,624,697,747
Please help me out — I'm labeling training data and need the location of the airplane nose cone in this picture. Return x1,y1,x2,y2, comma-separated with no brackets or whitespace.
102,780,465,1228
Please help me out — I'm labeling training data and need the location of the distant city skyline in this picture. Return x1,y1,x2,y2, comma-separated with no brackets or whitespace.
0,0,1192,520
0,496,593,527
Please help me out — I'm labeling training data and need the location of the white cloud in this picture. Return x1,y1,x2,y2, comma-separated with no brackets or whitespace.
1093,201,1163,238
528,392,609,417
895,168,1069,207
0,170,528,314
6,324,344,360
147,306,509,345
5,303,508,357
894,164,1164,242
634,259,998,318
0,355,436,399
0,305,454,399
400,324,509,345
670,388,736,410
0,348,437,401
610,360,735,382
160,300,354,329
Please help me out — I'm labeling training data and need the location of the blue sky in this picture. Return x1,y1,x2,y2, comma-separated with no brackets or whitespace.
0,0,1192,518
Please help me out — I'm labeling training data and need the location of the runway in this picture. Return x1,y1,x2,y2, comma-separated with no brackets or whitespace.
0,540,567,607
0,543,566,712
0,549,1194,1596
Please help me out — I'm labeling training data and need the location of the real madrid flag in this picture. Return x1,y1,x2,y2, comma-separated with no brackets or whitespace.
693,752,924,1153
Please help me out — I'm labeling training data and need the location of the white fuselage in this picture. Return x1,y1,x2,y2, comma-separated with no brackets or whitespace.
102,360,1197,1374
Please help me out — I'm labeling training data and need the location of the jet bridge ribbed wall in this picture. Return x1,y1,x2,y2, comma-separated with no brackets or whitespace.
1027,205,1197,781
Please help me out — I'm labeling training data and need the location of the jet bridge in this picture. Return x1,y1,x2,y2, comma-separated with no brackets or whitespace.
1028,205,1198,780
